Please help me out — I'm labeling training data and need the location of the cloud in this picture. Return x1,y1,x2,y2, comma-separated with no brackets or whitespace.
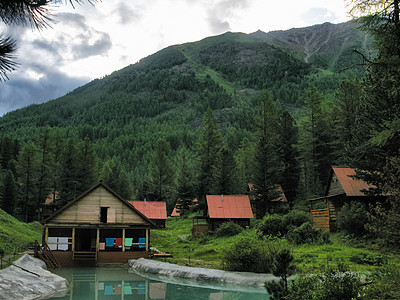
72,30,112,59
0,70,89,116
113,2,142,24
205,0,251,33
302,8,337,25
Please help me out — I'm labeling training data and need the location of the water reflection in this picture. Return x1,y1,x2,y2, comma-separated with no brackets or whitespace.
50,267,269,300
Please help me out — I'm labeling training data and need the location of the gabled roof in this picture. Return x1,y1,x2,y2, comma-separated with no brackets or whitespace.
44,192,59,205
43,182,154,226
171,206,180,217
207,195,253,219
128,201,167,220
247,183,288,203
329,167,375,197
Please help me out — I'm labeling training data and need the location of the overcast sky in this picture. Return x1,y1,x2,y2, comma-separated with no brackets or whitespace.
0,0,352,116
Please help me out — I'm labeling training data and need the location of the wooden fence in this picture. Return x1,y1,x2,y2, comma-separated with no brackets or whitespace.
311,208,330,231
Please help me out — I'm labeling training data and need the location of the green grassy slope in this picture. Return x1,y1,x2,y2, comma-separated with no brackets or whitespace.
151,216,400,273
0,209,43,254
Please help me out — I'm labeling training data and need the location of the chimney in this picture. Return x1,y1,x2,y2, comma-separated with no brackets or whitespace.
221,194,223,202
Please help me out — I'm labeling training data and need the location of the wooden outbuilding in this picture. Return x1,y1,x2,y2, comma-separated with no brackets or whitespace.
310,166,385,231
247,183,288,212
42,182,154,267
206,194,254,231
128,201,167,228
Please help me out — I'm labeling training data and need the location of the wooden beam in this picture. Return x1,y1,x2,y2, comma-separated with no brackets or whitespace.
146,228,149,252
122,228,125,252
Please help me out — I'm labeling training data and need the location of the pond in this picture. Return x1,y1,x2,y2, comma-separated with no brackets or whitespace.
49,267,270,300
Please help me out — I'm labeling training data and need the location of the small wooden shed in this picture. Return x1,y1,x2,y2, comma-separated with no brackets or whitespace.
42,182,154,267
206,195,254,231
128,201,167,228
310,166,384,231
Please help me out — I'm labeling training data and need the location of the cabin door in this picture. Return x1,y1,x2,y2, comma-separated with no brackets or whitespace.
75,228,96,251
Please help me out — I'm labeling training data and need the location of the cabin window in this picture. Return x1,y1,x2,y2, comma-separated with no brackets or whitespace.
100,207,109,223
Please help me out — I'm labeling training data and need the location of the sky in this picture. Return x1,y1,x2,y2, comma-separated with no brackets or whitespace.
0,0,352,116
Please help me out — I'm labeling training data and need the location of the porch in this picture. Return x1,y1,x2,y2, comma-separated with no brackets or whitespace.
45,226,150,267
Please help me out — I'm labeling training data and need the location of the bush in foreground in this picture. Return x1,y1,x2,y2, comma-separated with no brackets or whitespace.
215,221,243,237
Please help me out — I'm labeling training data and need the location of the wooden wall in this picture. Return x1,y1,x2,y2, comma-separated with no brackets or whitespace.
52,251,149,267
51,186,148,225
327,173,345,196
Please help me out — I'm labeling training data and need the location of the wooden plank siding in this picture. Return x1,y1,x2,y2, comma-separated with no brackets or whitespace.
311,208,330,231
51,186,147,225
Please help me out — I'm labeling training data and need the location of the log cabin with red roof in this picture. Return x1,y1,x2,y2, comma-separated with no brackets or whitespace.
128,201,167,228
41,182,154,267
206,194,254,231
310,166,386,232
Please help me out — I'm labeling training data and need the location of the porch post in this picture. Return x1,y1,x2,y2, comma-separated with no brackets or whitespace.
122,228,125,252
96,228,100,252
45,227,48,244
72,227,75,252
146,228,149,252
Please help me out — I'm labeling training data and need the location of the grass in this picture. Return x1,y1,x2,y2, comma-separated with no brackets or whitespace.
0,209,43,255
151,215,400,275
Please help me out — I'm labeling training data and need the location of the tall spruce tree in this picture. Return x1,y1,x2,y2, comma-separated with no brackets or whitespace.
279,110,300,206
147,138,174,203
0,169,17,215
196,108,223,211
212,147,235,195
333,73,363,165
175,147,196,216
234,137,256,194
16,142,38,222
297,85,332,197
100,156,133,199
252,90,282,218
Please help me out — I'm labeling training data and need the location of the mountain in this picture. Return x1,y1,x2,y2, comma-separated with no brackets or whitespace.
0,21,372,196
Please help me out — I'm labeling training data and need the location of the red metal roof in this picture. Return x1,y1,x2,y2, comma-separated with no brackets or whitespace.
171,206,180,217
128,201,167,220
206,195,253,219
332,167,375,197
45,192,59,205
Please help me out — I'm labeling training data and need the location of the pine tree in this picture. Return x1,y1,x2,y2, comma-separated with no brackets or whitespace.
252,90,282,218
279,110,300,206
100,156,133,199
147,138,174,202
212,147,235,195
196,107,223,211
0,169,17,215
297,85,332,197
175,147,196,216
16,142,38,222
36,127,55,218
75,137,98,192
234,137,256,194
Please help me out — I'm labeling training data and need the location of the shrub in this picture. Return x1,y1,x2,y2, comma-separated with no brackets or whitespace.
215,221,243,237
286,222,330,245
337,202,368,236
223,233,274,273
284,209,310,228
350,252,387,266
258,214,286,237
285,262,362,300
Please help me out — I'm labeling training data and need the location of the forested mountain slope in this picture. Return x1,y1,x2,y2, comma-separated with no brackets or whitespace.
0,21,372,218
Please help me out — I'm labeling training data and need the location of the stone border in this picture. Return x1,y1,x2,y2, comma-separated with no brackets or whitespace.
129,258,278,293
0,254,69,300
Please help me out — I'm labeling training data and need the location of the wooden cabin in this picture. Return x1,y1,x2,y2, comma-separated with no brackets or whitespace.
206,195,254,231
42,182,154,267
247,183,288,212
310,167,385,232
128,201,167,228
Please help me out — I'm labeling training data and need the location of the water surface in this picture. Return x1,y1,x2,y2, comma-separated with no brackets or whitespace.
50,267,270,300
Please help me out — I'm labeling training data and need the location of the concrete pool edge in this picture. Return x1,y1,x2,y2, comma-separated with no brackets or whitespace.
128,258,278,293
0,254,69,300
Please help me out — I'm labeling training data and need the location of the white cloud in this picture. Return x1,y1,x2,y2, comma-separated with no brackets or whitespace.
0,0,352,115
